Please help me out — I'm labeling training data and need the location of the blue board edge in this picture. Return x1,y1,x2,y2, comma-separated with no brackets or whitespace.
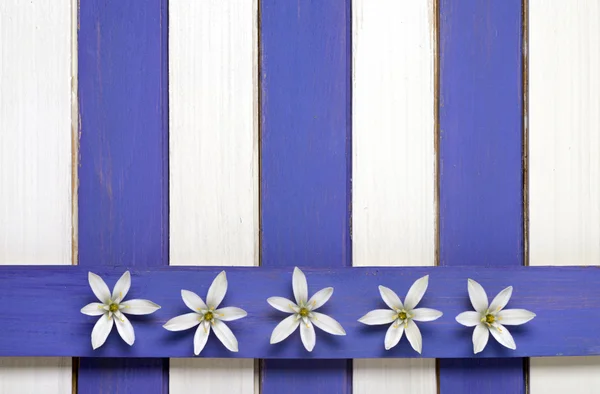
77,1,169,393
0,266,597,358
259,1,352,393
438,0,525,393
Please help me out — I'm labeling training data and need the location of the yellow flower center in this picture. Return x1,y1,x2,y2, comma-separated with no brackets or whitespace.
299,308,309,318
398,311,407,321
204,311,214,322
109,303,119,313
485,314,495,324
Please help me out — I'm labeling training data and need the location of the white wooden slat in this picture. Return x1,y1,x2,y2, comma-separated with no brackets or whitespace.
168,1,257,394
0,1,73,393
529,2,600,393
352,1,436,393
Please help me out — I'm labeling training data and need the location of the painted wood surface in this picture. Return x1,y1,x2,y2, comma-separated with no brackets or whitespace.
529,2,600,393
260,1,351,392
351,0,436,393
0,1,73,393
78,1,169,393
0,266,598,358
438,1,525,393
168,1,257,393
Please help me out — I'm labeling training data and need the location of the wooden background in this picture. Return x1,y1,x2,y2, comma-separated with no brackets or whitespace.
0,0,599,393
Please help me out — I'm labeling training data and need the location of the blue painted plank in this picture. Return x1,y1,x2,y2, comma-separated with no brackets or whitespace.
260,0,352,392
78,1,168,393
438,0,524,393
440,359,524,394
0,266,597,358
78,358,167,394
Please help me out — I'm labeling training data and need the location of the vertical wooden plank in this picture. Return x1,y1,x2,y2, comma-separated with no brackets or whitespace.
438,1,525,393
529,2,600,393
0,1,73,393
77,1,169,393
168,1,257,393
351,1,437,393
260,1,351,393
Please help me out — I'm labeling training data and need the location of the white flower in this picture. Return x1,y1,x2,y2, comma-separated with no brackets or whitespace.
358,275,442,353
81,271,161,349
267,267,346,352
163,271,247,355
456,279,536,354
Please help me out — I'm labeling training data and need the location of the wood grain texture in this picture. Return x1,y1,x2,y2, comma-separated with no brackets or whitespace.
0,358,71,394
438,1,525,393
260,1,351,392
0,266,598,359
77,1,169,392
168,1,257,393
529,2,600,393
351,1,436,393
0,1,73,392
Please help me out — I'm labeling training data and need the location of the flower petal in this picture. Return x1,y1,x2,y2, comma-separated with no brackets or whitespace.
384,321,404,350
378,285,403,310
473,323,489,354
181,290,208,312
91,313,114,350
163,313,201,331
267,297,299,313
310,312,346,335
81,302,106,316
114,311,135,346
468,279,489,314
456,311,482,327
404,275,429,310
292,267,308,305
193,321,211,355
212,319,239,352
489,286,513,313
120,299,161,315
270,314,300,344
111,271,131,303
88,272,111,304
215,307,247,322
307,287,333,311
496,309,536,326
358,309,397,325
489,323,516,350
300,318,316,352
405,319,423,354
411,308,443,322
206,271,228,309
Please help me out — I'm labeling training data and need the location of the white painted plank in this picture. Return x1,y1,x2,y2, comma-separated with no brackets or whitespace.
352,1,436,393
0,1,73,393
168,1,257,394
529,2,600,393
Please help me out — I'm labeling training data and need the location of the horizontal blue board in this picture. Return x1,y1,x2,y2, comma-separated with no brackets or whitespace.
0,266,597,358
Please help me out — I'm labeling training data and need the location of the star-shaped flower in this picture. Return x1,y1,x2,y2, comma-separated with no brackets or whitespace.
163,271,247,355
358,275,442,353
267,267,346,352
81,271,161,349
456,279,536,354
